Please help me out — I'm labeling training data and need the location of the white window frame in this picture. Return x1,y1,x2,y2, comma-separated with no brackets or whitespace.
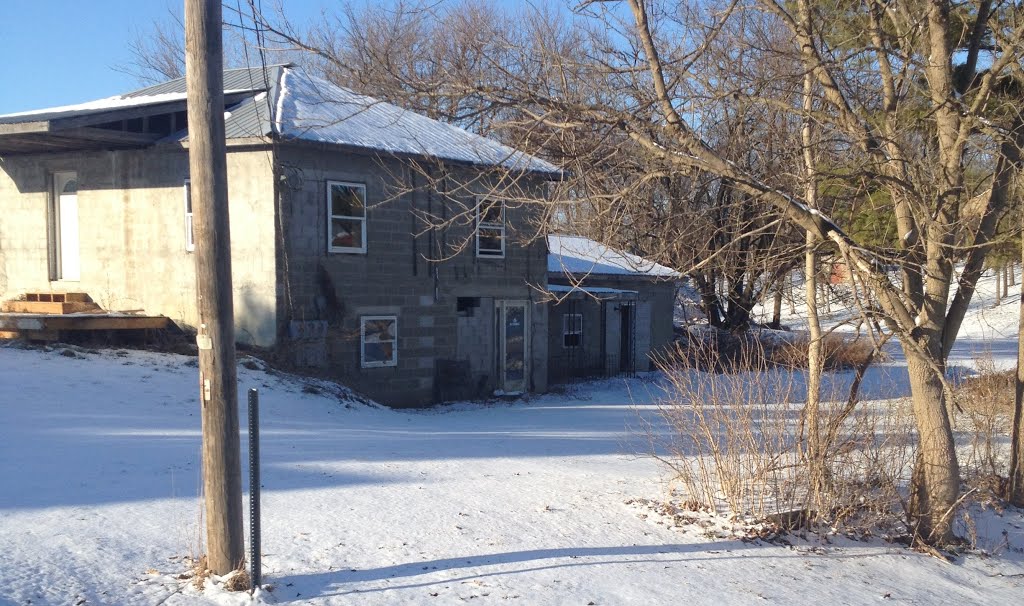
327,180,367,254
475,196,505,258
184,179,194,252
360,315,398,368
562,313,583,348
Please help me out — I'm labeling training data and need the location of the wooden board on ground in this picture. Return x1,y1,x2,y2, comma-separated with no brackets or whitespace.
1,301,103,314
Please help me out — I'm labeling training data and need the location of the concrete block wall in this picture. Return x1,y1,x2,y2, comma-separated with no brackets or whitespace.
547,275,677,374
0,144,278,346
547,297,604,382
276,145,548,407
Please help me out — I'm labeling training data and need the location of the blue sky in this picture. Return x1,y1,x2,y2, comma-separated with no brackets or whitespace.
0,0,542,115
0,0,332,114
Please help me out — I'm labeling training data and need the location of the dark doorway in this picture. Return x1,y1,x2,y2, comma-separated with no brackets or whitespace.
619,302,635,374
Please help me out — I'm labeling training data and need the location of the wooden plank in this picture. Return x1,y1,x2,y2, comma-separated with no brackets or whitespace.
0,301,100,314
0,329,59,341
43,316,170,330
2,301,66,313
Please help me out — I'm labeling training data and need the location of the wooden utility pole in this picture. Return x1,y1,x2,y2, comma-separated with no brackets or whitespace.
185,0,244,574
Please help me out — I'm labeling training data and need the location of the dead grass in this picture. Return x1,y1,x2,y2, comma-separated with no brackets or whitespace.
674,326,878,373
189,555,211,590
222,568,251,592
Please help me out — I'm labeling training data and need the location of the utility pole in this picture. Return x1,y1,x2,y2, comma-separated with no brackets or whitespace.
185,0,244,574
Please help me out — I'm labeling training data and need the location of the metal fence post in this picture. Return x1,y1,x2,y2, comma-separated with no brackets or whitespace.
248,388,261,589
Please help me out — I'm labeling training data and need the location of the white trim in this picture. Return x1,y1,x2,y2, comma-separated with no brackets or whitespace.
475,196,505,258
184,179,195,252
562,312,583,349
496,300,529,394
52,171,80,282
327,180,367,254
360,315,398,368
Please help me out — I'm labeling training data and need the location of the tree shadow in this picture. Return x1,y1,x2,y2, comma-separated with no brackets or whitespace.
273,541,884,602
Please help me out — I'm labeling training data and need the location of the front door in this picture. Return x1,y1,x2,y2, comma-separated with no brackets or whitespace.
55,173,80,281
497,300,529,394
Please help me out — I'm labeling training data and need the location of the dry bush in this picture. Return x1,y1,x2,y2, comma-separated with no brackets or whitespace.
954,362,1014,495
770,333,877,371
654,347,803,517
674,326,877,373
651,341,915,536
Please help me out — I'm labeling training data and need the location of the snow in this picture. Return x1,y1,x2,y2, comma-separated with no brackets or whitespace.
0,268,1022,605
751,265,1021,372
0,91,252,121
546,284,637,295
275,68,560,175
548,234,682,278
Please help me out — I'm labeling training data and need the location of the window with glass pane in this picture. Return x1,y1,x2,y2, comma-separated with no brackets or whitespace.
361,316,398,367
563,313,582,348
476,197,505,257
184,180,194,252
327,181,367,253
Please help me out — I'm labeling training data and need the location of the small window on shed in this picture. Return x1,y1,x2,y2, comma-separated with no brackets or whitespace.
457,297,480,317
563,313,583,348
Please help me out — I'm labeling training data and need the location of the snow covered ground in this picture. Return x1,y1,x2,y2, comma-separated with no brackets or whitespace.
0,268,1021,605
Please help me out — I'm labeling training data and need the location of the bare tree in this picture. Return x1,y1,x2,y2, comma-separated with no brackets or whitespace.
251,0,1023,544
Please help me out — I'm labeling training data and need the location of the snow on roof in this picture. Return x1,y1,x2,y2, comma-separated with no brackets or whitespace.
0,92,192,122
548,284,638,297
548,235,681,278
274,67,559,174
0,64,559,175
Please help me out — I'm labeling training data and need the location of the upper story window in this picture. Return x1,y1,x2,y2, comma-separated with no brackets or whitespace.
184,180,194,252
327,181,367,254
476,197,505,258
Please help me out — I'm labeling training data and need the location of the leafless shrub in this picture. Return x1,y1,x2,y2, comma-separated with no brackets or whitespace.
674,326,877,373
955,361,1014,498
651,340,915,537
770,333,878,372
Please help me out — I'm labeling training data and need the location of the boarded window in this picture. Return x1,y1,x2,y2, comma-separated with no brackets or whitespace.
361,316,398,368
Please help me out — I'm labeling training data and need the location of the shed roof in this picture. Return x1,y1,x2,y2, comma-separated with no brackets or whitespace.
547,235,681,279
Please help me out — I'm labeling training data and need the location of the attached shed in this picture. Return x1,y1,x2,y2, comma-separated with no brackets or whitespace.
546,235,679,382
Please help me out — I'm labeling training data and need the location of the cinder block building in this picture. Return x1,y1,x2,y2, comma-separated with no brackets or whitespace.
546,235,679,383
0,65,557,407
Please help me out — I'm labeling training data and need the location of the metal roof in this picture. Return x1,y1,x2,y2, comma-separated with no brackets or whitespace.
0,63,560,176
122,65,284,98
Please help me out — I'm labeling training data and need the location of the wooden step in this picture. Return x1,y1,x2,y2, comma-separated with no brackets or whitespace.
1,300,103,314
24,292,91,303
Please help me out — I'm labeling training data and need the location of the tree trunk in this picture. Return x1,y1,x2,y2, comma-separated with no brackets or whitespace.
770,281,783,329
1009,216,1024,505
787,272,796,315
996,267,1002,306
1003,264,1010,299
805,232,824,492
905,350,961,544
